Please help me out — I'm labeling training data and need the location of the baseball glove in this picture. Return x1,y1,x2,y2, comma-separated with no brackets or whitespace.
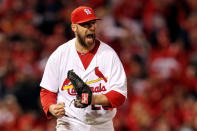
67,70,92,108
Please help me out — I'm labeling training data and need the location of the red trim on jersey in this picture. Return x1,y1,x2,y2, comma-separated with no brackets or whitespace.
104,90,125,108
77,40,100,70
40,88,57,119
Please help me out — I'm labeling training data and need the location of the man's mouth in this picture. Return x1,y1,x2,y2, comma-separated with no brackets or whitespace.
86,34,95,39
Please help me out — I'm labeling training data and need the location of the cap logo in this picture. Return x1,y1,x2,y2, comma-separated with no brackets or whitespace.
84,9,92,15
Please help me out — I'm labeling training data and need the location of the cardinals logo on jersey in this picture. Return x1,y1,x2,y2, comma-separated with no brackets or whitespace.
61,67,107,95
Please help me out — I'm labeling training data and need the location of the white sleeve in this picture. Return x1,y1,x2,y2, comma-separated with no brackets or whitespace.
40,50,60,93
108,53,127,98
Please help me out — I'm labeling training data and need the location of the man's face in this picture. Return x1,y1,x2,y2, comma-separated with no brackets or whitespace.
74,20,97,48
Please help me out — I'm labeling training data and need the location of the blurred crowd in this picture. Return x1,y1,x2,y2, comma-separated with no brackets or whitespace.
0,0,197,131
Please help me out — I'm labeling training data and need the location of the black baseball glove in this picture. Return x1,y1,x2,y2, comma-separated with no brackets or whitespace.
67,70,92,108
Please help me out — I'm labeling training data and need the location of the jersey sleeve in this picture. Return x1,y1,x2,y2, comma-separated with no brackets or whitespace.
104,90,126,108
108,52,127,99
40,49,60,93
40,88,57,119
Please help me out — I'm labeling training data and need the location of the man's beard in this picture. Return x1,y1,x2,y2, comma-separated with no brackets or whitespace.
77,34,88,48
77,33,95,48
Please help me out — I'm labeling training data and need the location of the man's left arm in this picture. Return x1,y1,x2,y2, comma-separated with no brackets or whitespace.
91,91,126,107
92,53,127,108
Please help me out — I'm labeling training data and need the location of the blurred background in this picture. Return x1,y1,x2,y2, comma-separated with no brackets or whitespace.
0,0,197,130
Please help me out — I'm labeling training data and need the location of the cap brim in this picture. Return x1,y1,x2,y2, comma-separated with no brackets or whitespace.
75,17,102,24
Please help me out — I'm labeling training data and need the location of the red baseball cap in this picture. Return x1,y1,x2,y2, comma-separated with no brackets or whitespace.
71,6,101,24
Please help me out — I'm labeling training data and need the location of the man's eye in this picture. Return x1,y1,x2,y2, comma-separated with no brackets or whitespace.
91,21,96,24
83,23,89,26
79,21,96,27
80,23,89,27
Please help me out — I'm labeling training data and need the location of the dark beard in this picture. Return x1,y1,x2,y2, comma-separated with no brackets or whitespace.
77,34,88,48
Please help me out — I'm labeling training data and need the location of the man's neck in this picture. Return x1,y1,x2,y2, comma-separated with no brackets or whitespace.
75,38,95,53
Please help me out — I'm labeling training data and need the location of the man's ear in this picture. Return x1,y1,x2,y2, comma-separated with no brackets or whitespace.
71,24,77,32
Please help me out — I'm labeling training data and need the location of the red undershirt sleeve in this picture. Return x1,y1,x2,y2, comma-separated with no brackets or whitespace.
103,90,126,108
40,88,57,119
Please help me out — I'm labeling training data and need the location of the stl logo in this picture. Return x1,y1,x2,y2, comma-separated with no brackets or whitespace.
84,9,92,15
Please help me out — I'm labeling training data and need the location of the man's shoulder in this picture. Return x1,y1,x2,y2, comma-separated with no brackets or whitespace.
49,38,75,58
99,40,117,54
58,38,75,50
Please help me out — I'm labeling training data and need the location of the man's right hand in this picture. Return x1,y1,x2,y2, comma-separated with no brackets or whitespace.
49,102,65,118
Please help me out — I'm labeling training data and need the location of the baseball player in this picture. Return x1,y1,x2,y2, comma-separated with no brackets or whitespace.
40,6,127,131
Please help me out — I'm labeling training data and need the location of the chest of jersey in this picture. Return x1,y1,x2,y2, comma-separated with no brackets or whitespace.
57,44,112,100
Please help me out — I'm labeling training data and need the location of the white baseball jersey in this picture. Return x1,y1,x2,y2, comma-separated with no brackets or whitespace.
40,38,127,126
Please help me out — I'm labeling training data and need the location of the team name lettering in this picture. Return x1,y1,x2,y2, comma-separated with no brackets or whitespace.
68,83,106,95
